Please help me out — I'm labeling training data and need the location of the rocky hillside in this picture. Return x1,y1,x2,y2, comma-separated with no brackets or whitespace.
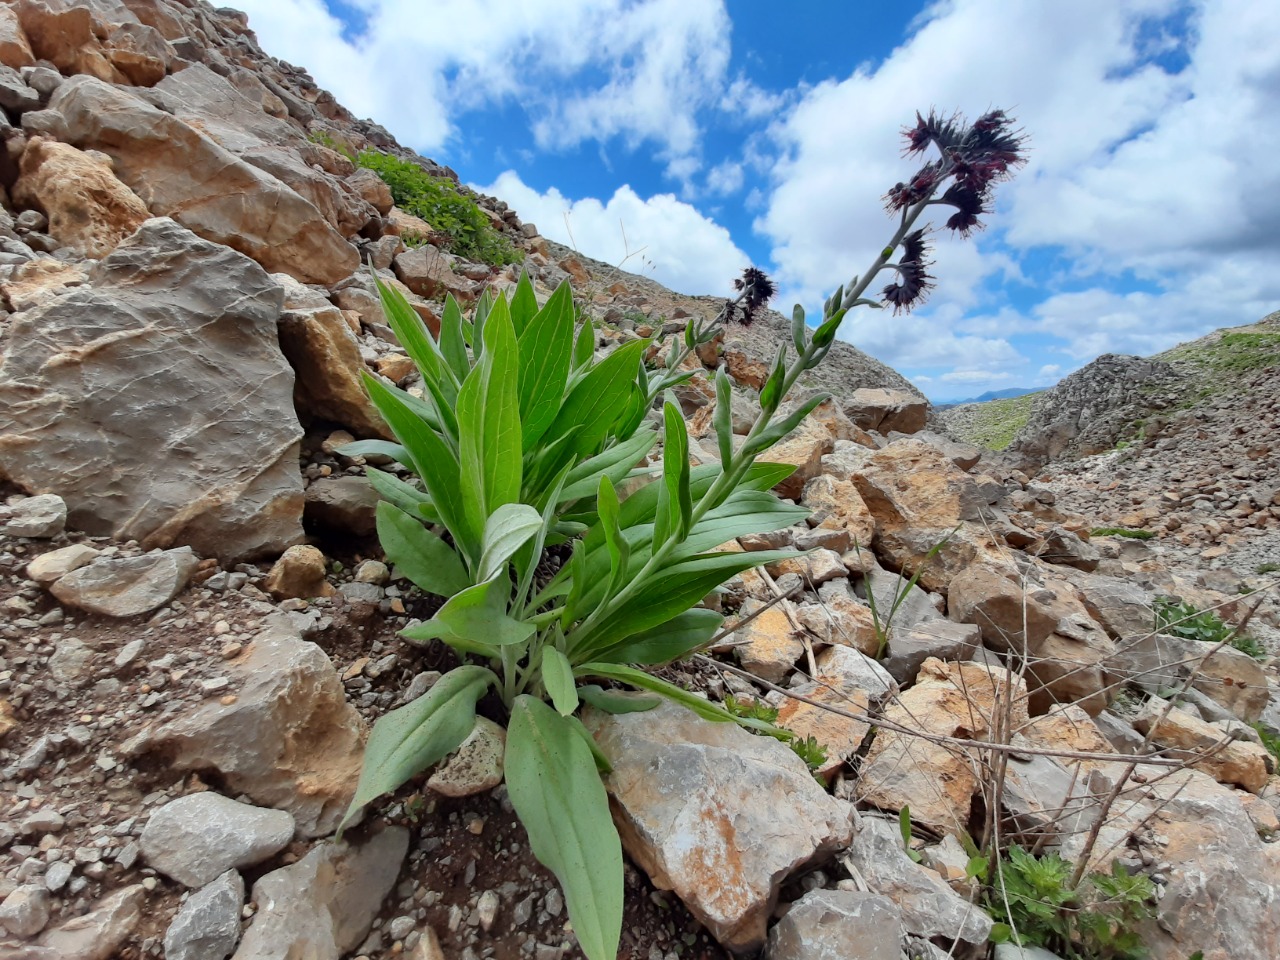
0,4,1278,960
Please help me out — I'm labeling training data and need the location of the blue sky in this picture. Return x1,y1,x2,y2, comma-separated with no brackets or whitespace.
228,0,1280,402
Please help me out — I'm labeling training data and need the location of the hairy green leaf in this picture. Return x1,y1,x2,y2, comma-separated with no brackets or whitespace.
517,281,576,449
375,501,469,597
338,664,495,834
505,697,622,960
540,646,579,716
576,685,662,714
333,439,410,465
510,269,539,336
594,608,723,665
544,339,650,459
479,503,543,582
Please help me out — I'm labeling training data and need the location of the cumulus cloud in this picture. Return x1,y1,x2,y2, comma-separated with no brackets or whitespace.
755,0,1280,376
479,171,749,296
226,0,731,178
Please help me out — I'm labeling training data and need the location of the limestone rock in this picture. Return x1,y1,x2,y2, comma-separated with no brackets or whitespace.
25,543,99,584
769,419,835,501
851,439,1001,592
585,701,854,953
767,645,897,775
0,257,87,313
125,619,366,836
881,620,981,687
841,817,993,945
347,168,393,215
1112,631,1269,724
140,793,295,888
800,475,875,549
393,245,478,302
857,658,1028,836
277,302,390,440
1141,769,1280,960
1133,696,1270,793
2,884,145,960
264,545,334,601
0,494,65,538
844,388,927,435
948,564,1117,715
50,547,198,618
232,827,409,960
303,476,380,538
732,597,804,683
794,580,880,656
0,885,50,939
766,889,903,960
11,0,128,82
427,716,506,798
14,137,148,258
164,870,245,960
1029,525,1100,572
0,6,36,69
0,218,304,563
48,76,357,284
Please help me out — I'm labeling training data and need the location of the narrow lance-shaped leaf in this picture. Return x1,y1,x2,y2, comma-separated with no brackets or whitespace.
791,303,807,354
438,294,471,382
510,269,539,335
333,439,409,465
363,371,478,560
457,293,522,539
743,392,831,456
372,269,456,403
338,665,496,834
505,696,623,960
517,281,575,449
364,467,440,524
662,401,692,541
714,369,734,465
572,314,595,369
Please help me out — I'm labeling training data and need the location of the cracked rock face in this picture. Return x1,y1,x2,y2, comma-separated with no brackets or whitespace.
0,217,305,563
584,700,855,953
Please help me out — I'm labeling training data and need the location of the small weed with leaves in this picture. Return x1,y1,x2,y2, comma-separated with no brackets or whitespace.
1153,596,1266,660
1091,528,1156,540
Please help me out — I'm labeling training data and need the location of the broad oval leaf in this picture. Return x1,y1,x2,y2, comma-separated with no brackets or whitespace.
436,575,536,649
338,664,496,834
376,501,469,598
479,503,543,582
505,696,622,960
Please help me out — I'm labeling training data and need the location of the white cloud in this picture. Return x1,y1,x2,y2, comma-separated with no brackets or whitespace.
705,161,744,196
226,0,731,179
940,370,1013,384
1037,364,1063,379
479,171,749,296
754,0,1280,375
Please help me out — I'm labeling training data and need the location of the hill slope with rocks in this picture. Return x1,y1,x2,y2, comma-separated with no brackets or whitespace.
0,4,1278,960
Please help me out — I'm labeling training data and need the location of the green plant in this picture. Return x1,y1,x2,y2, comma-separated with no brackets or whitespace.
1091,527,1156,540
859,531,955,658
982,846,1154,959
338,106,1026,960
898,806,924,863
356,149,522,267
1253,722,1280,763
1256,562,1280,575
308,129,357,161
1152,596,1266,659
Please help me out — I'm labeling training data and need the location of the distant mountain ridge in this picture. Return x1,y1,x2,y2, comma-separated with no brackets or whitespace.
933,386,1037,409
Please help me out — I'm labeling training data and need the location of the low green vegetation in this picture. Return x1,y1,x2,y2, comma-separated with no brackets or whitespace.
1152,596,1266,660
979,846,1154,960
1256,562,1280,575
1091,527,1156,540
947,392,1039,450
1253,722,1280,764
723,695,828,777
356,149,522,267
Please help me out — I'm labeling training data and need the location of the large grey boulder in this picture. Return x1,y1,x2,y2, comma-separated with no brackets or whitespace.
0,218,305,562
585,700,854,953
164,870,245,960
46,76,357,284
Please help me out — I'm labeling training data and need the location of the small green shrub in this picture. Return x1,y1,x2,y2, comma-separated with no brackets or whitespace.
1152,596,1266,659
1256,562,1280,575
1091,527,1156,540
724,695,828,777
1205,331,1280,374
1253,722,1280,764
982,846,1154,960
356,150,522,267
308,129,356,161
